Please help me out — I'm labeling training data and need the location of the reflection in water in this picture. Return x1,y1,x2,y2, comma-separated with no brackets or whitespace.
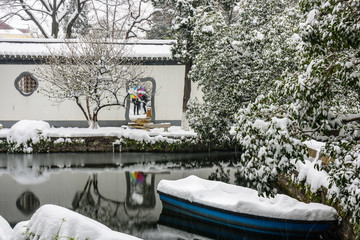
159,210,313,240
159,211,262,240
16,191,40,215
71,173,157,235
126,172,155,209
0,152,249,239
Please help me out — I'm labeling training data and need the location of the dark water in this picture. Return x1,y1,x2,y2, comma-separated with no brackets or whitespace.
0,152,242,239
0,152,331,240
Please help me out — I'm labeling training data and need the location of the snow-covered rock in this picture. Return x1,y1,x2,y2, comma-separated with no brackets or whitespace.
11,204,141,240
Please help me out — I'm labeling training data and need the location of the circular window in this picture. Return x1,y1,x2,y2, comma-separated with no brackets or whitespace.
14,72,38,96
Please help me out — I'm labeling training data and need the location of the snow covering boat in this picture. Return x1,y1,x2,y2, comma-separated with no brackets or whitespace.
157,176,337,239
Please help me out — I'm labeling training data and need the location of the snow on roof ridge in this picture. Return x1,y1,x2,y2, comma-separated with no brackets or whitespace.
0,38,175,59
0,38,175,45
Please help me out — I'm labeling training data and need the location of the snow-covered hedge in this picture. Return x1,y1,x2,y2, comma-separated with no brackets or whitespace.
0,120,199,153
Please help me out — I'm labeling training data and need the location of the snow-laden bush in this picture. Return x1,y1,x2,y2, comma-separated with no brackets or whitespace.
187,99,234,147
186,0,301,145
325,141,360,237
295,0,360,235
6,120,51,153
235,0,360,235
236,95,307,196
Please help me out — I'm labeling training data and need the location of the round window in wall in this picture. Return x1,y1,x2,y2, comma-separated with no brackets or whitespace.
14,72,38,96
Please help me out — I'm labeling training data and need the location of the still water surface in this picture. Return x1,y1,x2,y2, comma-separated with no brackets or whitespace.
0,152,242,239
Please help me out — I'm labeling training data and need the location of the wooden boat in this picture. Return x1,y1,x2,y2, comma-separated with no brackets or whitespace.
157,176,337,239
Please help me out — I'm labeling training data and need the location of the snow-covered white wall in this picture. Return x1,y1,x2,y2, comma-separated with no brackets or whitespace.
0,63,202,127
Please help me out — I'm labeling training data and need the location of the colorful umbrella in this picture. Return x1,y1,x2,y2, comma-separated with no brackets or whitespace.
137,86,146,98
130,86,138,99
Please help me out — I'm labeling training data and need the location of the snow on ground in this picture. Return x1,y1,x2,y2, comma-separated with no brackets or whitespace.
0,120,197,147
4,204,141,240
157,175,338,221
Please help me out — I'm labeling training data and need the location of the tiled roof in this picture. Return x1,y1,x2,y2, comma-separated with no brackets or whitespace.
0,38,175,62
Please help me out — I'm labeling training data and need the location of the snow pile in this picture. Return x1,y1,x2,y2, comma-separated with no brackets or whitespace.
8,204,140,240
157,175,338,221
6,120,50,151
42,125,196,140
0,215,13,240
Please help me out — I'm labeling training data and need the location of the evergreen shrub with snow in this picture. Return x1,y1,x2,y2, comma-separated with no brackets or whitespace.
186,0,301,146
235,0,360,235
297,0,360,235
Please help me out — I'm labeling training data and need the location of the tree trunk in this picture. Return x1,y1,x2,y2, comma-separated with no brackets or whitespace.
88,119,99,129
182,62,192,113
181,55,192,130
52,14,59,37
88,111,100,129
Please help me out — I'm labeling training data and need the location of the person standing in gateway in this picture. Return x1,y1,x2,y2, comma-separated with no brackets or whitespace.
140,94,148,114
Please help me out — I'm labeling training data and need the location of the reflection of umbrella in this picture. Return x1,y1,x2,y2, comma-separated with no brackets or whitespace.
131,172,145,183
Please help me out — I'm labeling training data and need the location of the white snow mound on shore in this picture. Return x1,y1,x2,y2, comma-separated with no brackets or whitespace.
10,204,141,240
7,120,50,146
0,215,13,240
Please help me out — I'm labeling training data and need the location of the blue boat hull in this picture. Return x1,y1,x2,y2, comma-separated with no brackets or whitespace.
158,191,336,239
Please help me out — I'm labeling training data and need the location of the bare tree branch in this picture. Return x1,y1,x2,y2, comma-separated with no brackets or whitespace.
35,34,144,128
0,0,90,38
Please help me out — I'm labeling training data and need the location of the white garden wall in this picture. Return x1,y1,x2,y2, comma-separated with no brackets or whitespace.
0,63,203,128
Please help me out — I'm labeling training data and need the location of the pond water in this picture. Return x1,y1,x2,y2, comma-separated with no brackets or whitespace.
0,152,329,240
0,152,243,240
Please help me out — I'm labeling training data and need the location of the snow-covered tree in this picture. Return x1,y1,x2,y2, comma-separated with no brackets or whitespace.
0,0,155,39
35,33,143,128
150,0,240,131
234,0,360,234
0,0,90,38
187,0,301,146
153,0,207,114
146,3,174,39
90,0,155,39
63,0,92,37
295,0,360,235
